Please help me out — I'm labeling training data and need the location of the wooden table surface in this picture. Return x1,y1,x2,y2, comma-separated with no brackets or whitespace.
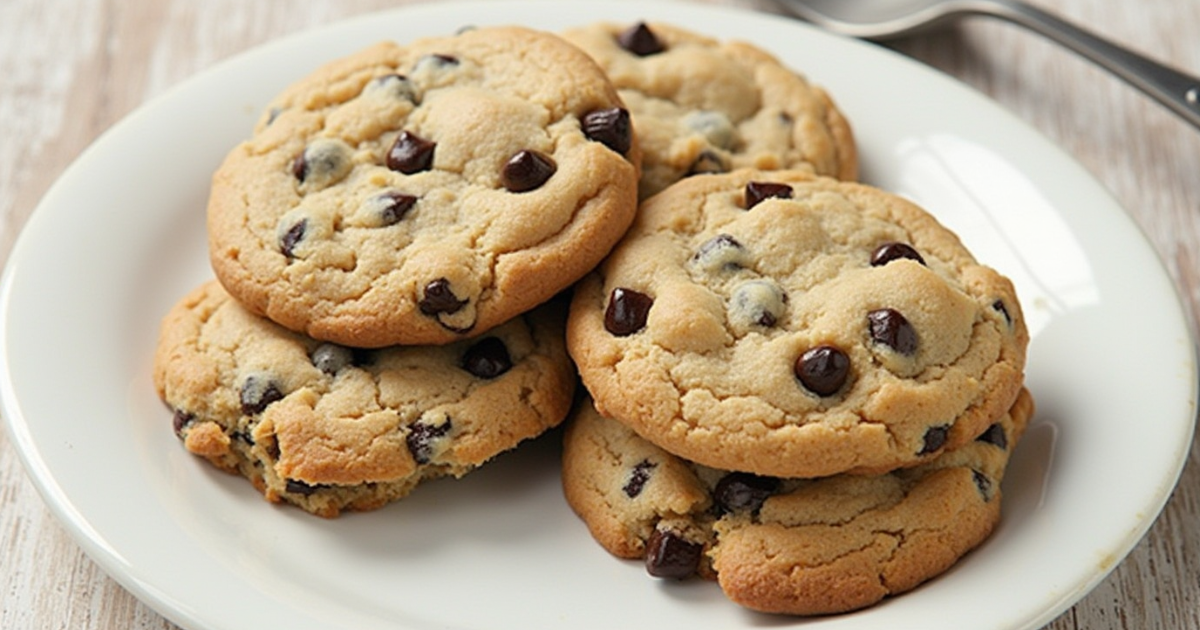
2,0,1197,628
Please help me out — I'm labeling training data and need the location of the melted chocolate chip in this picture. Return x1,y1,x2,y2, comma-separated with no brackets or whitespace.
686,150,726,177
972,470,993,499
419,278,468,315
461,337,512,379
623,459,657,498
714,472,780,514
744,181,794,210
501,150,556,193
976,423,1008,449
920,425,950,455
172,410,194,438
870,242,925,267
582,107,632,155
406,419,453,464
795,346,850,397
240,375,284,415
374,191,418,226
604,288,653,336
645,528,701,579
868,308,918,355
617,22,665,56
285,479,326,496
311,343,355,376
387,131,436,174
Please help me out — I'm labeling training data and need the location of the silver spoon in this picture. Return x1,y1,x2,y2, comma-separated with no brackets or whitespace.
775,0,1200,130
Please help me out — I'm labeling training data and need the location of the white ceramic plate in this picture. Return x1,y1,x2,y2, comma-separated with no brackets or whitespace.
3,1,1195,629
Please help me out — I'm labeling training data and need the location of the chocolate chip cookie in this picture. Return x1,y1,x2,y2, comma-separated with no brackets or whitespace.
561,21,856,199
207,26,640,347
152,281,575,517
562,388,1033,615
567,169,1029,478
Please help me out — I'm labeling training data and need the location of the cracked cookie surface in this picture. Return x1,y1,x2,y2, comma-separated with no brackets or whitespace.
567,169,1029,478
561,21,856,200
207,26,640,347
153,281,575,517
562,389,1033,615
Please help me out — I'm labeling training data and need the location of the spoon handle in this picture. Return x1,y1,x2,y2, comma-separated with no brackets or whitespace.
978,0,1200,129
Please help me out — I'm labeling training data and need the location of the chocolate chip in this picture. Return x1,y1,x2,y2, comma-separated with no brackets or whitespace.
692,234,747,272
374,191,418,226
280,219,306,258
415,53,459,70
291,138,353,187
794,346,850,397
920,424,950,455
714,472,779,514
419,278,467,315
682,110,734,149
730,280,787,329
387,131,436,174
645,528,701,579
993,299,1012,325
623,459,657,498
617,22,664,56
868,308,918,355
265,107,284,126
870,242,925,267
406,419,453,464
686,150,726,177
501,150,556,193
582,107,632,155
240,375,284,415
461,337,512,379
976,423,1008,449
604,288,653,336
233,428,255,445
972,470,993,499
744,181,794,210
285,479,326,496
172,409,194,438
364,73,417,102
311,343,355,376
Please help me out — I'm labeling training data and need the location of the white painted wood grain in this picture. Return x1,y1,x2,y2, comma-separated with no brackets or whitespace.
1,0,1197,628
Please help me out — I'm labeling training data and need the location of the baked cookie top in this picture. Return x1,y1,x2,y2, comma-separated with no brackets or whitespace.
207,26,640,347
560,21,856,199
562,389,1033,615
153,280,575,517
567,169,1028,478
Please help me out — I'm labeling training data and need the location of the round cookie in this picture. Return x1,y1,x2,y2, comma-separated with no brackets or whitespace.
562,389,1033,615
567,169,1029,478
207,26,640,347
153,280,575,517
560,21,856,199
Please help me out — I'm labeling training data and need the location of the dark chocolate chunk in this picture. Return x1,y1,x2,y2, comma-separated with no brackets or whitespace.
972,470,994,499
501,150,556,193
870,242,925,267
975,423,1008,449
311,343,355,376
714,472,780,514
868,308,918,355
686,150,726,176
622,459,657,498
645,528,701,579
172,409,194,439
794,345,850,397
285,479,325,496
461,337,512,379
406,419,453,464
919,424,950,455
387,131,436,174
744,181,794,210
604,288,653,336
375,191,418,226
240,375,284,415
582,107,632,155
419,278,468,315
617,22,665,56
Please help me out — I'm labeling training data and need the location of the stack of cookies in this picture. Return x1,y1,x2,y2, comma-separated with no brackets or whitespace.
151,19,1031,617
557,22,1031,616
